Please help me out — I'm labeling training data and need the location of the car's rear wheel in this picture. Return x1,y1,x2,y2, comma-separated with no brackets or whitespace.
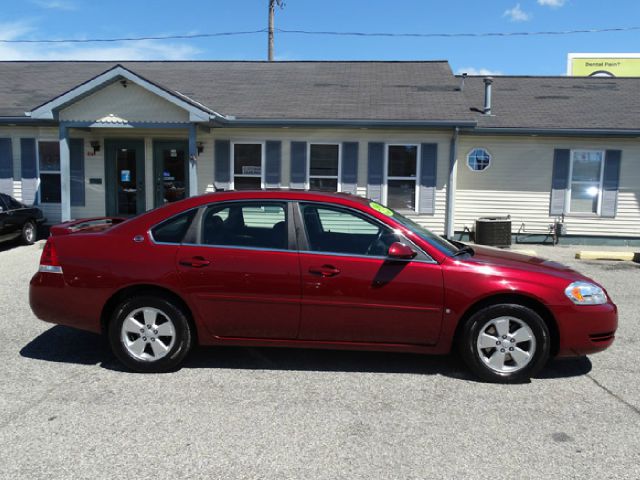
108,296,193,373
21,220,36,245
459,304,550,383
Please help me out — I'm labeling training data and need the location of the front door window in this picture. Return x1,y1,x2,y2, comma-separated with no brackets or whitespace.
117,148,138,216
160,148,186,204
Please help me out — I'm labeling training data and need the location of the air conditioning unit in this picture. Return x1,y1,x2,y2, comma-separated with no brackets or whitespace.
475,217,512,247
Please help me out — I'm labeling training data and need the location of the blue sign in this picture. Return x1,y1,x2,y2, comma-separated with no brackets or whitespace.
120,170,131,182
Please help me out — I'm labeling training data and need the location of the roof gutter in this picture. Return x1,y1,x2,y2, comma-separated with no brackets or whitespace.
465,127,640,137
211,117,477,129
0,117,58,126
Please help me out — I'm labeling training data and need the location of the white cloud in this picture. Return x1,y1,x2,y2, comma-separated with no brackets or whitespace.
457,67,504,76
31,0,77,10
537,0,567,7
0,22,201,60
503,3,532,22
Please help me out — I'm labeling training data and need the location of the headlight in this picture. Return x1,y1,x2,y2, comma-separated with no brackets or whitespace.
565,281,607,305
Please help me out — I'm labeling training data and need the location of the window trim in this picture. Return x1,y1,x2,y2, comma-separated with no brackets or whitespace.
37,140,61,205
565,149,605,216
382,143,421,214
306,142,342,192
230,141,266,191
466,147,492,172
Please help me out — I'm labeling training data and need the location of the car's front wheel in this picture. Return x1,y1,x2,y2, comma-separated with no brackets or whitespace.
108,296,194,373
21,220,36,245
459,304,550,383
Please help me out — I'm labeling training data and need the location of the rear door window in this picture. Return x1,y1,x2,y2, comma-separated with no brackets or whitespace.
201,202,288,250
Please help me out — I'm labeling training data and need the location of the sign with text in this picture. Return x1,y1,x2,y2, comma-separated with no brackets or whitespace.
568,54,640,77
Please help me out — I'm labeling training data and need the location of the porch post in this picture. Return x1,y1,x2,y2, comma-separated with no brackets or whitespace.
59,123,71,222
188,123,198,197
444,127,459,239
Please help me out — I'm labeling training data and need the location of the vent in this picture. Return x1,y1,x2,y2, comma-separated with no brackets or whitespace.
589,331,616,343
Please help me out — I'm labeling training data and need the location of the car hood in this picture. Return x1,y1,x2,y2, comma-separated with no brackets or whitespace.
459,245,588,282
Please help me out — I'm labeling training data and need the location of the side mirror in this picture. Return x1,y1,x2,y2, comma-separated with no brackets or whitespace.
388,242,417,260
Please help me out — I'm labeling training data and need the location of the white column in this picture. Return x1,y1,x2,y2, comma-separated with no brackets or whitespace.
445,128,459,239
188,123,198,197
59,124,71,221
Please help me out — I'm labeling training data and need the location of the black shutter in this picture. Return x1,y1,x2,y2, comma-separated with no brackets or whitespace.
214,140,231,190
70,138,85,206
549,149,570,216
0,138,12,179
290,141,307,189
418,143,437,214
265,141,281,188
341,142,358,194
367,142,384,202
20,138,37,179
601,150,622,218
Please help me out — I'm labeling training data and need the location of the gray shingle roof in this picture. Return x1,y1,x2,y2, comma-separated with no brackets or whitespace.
0,61,474,123
461,75,640,130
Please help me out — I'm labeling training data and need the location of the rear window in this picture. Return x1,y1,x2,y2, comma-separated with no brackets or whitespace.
151,209,197,244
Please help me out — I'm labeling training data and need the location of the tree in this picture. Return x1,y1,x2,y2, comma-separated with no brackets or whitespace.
268,0,285,61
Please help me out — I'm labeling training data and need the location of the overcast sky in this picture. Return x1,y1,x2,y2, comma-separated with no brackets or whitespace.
1,0,638,75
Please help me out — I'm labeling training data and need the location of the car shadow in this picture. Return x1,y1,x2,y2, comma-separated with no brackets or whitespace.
20,325,592,381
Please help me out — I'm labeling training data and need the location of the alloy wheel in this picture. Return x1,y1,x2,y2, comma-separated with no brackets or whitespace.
476,316,536,374
120,307,176,362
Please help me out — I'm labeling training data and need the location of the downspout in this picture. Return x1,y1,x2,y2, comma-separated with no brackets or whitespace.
445,127,459,239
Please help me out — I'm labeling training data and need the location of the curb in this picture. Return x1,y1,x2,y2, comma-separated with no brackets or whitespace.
511,249,537,256
575,251,639,262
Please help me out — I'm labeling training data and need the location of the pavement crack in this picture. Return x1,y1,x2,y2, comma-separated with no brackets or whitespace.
586,373,640,417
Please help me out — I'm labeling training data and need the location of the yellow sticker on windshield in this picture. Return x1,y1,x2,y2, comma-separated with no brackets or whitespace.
369,202,394,217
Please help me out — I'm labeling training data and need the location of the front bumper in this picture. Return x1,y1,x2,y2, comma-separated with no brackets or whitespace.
554,301,618,356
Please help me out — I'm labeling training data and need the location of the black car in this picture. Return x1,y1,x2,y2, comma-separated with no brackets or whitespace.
0,193,46,245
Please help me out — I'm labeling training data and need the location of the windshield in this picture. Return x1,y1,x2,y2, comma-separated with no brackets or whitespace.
368,202,459,256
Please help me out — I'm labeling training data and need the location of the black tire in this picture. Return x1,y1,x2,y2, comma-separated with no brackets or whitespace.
108,295,194,373
458,304,550,383
21,220,36,245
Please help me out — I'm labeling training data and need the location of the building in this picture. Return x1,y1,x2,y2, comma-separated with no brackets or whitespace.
0,61,638,245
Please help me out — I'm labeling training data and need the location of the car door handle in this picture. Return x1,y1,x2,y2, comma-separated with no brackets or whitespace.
308,265,341,277
179,256,211,268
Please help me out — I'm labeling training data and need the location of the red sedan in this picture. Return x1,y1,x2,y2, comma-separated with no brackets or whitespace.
29,191,617,382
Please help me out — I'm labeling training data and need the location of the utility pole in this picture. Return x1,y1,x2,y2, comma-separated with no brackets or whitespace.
268,0,284,61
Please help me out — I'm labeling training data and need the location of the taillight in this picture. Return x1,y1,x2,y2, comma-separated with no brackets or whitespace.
39,238,63,274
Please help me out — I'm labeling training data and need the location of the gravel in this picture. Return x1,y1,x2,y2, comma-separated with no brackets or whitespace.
0,240,638,479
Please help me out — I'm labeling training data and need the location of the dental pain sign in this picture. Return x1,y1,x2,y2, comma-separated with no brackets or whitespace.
568,53,640,77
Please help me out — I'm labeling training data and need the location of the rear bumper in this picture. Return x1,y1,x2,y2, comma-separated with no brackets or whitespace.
554,302,618,356
29,272,103,333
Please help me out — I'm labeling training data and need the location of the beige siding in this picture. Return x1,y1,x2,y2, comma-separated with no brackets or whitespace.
456,135,640,237
59,81,189,123
208,127,453,234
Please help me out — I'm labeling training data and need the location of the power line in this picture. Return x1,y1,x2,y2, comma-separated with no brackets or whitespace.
0,26,638,44
277,26,640,38
0,29,267,43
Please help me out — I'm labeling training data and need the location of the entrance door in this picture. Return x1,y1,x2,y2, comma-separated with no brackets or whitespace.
105,140,145,216
153,141,189,208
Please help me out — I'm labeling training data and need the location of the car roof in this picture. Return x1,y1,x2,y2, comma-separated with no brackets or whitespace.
113,190,374,233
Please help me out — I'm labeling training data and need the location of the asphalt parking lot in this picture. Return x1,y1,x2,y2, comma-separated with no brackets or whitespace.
0,241,639,479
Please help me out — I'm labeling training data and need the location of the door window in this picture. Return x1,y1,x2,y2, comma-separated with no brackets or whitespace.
201,202,288,250
301,204,400,256
117,148,138,215
4,195,22,210
160,148,186,204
